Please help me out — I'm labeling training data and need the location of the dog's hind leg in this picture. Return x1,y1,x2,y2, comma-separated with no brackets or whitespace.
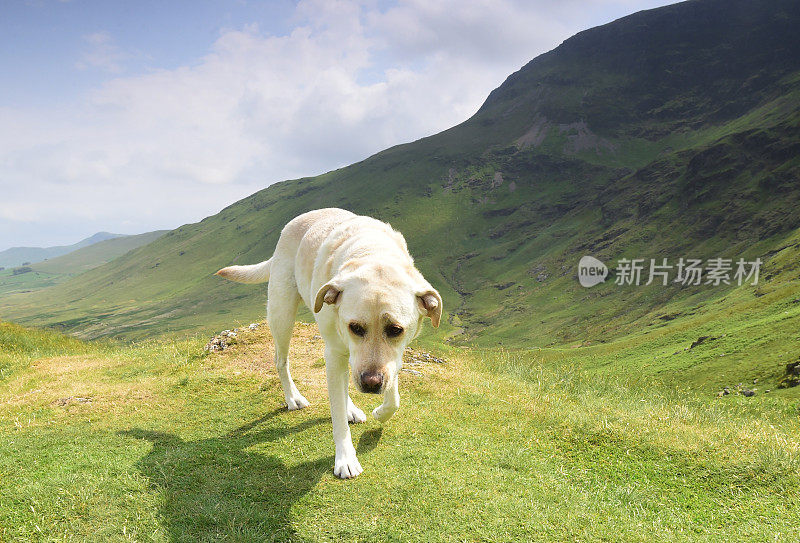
267,275,309,411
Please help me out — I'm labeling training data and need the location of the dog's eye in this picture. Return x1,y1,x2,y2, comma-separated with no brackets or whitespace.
349,323,366,337
385,324,404,338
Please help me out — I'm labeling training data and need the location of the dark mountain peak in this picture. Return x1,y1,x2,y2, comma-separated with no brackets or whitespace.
476,0,800,135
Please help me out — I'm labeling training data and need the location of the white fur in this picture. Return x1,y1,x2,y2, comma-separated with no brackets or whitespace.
215,259,272,284
216,208,442,479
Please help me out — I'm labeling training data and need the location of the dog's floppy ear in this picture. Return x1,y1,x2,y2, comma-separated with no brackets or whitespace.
314,281,342,313
417,288,442,328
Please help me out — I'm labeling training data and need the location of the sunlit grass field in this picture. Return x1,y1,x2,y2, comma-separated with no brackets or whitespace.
2,320,798,542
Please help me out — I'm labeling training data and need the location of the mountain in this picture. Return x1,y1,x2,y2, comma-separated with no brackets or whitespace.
30,231,168,276
0,232,124,268
1,0,798,385
0,231,167,297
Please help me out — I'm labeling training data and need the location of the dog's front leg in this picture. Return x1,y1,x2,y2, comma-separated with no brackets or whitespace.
372,373,400,422
325,348,363,479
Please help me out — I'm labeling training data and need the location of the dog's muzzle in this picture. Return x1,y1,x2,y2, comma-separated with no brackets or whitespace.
359,371,384,394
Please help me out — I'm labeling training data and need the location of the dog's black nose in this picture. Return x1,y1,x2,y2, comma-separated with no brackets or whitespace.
360,371,384,393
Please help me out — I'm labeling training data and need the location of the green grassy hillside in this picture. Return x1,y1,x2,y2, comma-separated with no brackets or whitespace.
0,0,798,384
31,231,168,276
2,321,798,541
0,231,166,297
0,231,123,268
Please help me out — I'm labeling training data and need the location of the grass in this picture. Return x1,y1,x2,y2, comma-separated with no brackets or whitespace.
0,231,166,297
2,320,799,541
0,268,62,297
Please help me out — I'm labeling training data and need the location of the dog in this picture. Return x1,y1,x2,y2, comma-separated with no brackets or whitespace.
215,208,442,478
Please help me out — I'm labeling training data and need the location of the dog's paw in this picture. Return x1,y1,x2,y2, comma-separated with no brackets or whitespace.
347,403,367,424
372,404,397,423
333,447,363,479
285,393,309,411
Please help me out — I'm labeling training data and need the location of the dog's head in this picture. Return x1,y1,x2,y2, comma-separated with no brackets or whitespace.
314,263,442,394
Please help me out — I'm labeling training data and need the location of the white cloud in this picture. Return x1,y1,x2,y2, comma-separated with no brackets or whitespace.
75,31,130,73
0,0,674,248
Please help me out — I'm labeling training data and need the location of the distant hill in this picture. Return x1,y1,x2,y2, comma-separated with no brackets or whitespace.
0,232,123,268
0,231,167,297
1,0,798,365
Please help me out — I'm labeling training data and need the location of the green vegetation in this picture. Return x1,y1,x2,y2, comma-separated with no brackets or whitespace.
2,321,798,541
0,232,124,269
0,231,166,297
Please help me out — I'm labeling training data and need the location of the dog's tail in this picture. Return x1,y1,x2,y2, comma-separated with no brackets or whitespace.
215,258,272,284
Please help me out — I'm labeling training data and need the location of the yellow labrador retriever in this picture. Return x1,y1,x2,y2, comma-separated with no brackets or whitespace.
216,208,442,478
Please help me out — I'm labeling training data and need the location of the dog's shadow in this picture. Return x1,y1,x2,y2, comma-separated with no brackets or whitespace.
121,409,382,541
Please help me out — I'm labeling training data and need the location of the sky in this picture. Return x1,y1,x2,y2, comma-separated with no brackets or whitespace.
0,0,676,251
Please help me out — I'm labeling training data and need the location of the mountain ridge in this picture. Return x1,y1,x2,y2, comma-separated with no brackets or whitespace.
0,231,168,297
0,231,124,268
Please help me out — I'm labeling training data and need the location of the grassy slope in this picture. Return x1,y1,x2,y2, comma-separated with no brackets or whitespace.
1,321,798,541
0,231,166,297
0,232,123,269
32,231,168,275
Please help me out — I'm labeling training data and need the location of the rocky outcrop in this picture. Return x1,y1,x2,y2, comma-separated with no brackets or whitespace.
778,360,800,388
204,327,250,352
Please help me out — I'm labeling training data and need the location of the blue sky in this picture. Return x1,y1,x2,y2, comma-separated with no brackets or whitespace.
0,0,674,250
1,1,298,106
